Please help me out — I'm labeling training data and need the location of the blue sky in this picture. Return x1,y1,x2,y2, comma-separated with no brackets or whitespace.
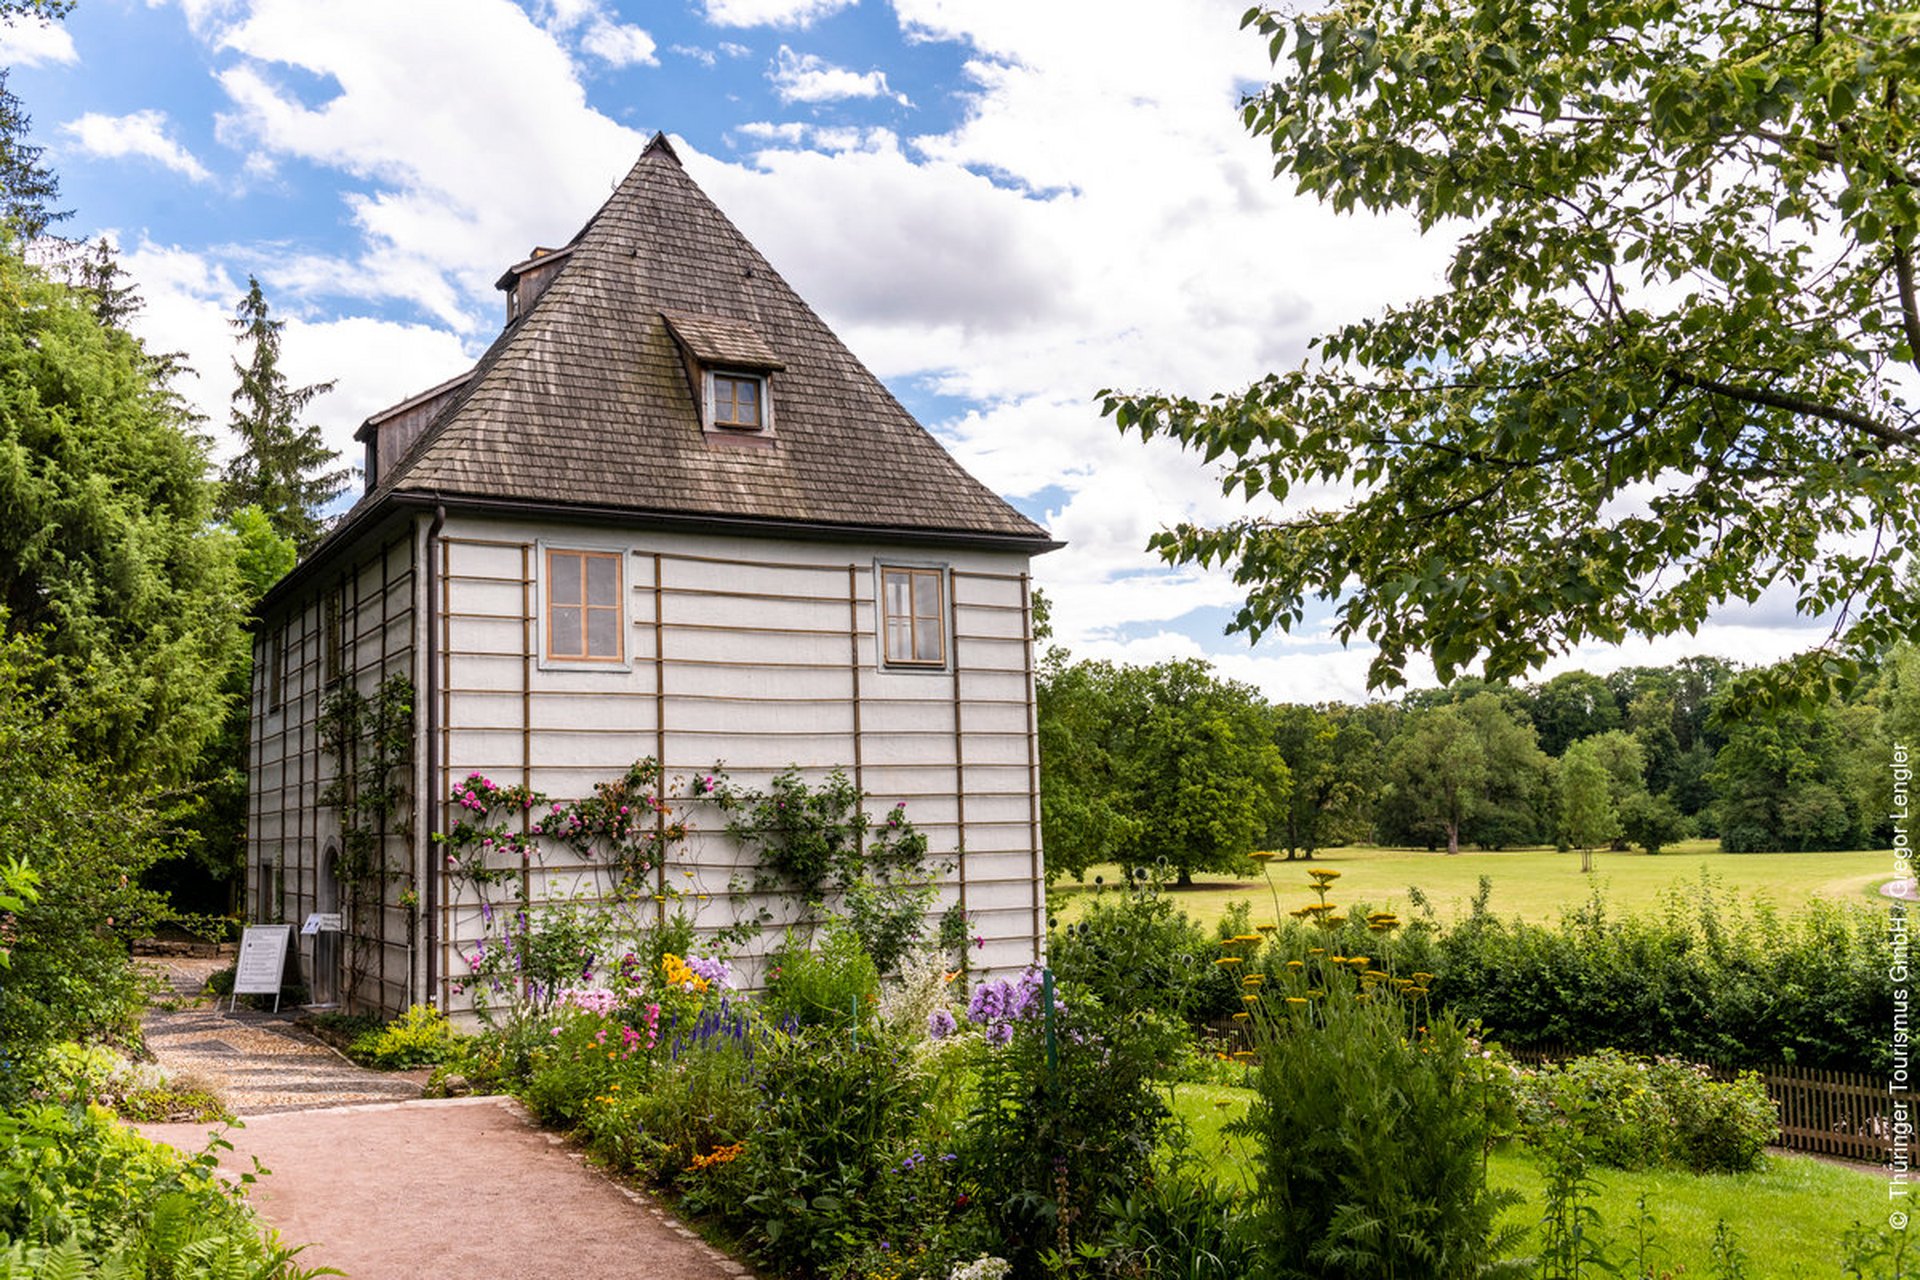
1,0,1817,700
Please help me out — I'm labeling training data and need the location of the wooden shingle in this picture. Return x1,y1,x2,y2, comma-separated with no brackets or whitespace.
361,133,1053,546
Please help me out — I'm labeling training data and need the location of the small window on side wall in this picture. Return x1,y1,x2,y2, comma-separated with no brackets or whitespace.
880,566,946,668
546,549,623,663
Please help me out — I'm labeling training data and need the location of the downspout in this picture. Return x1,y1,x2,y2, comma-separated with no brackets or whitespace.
423,501,447,1006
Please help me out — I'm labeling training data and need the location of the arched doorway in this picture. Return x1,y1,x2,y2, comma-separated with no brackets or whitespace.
314,843,342,1007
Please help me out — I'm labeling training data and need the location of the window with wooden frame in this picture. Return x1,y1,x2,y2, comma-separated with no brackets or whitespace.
706,370,766,431
880,566,946,668
546,549,624,663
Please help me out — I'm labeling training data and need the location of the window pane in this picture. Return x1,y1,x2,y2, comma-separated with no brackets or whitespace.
737,380,760,424
884,571,910,617
586,607,618,658
550,551,582,605
886,619,912,664
551,605,582,658
914,623,941,663
913,571,941,619
585,554,618,606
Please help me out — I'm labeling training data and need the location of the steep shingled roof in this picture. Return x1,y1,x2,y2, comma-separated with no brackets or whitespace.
364,134,1052,545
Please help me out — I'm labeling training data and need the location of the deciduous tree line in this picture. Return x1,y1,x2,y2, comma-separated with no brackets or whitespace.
1038,630,1919,882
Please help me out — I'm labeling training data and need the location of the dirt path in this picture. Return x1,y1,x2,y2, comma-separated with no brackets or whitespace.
136,961,748,1280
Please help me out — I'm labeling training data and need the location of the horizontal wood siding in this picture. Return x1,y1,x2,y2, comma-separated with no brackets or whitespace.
433,519,1045,1014
249,534,417,1016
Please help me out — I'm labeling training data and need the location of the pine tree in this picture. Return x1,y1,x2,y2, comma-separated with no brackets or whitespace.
0,68,65,238
222,276,349,554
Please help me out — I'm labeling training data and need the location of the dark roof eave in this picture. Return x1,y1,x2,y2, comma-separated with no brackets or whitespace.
260,488,1061,617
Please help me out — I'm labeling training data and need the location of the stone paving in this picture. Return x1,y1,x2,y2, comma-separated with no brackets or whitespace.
135,959,746,1280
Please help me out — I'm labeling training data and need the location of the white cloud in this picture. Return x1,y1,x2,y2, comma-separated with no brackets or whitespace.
704,0,856,29
207,0,645,330
670,42,718,67
580,17,658,65
0,17,77,65
118,239,475,475
61,110,212,182
767,46,906,103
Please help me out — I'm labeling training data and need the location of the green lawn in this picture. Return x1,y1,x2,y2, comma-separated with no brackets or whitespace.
1053,839,1895,932
1164,1082,1887,1279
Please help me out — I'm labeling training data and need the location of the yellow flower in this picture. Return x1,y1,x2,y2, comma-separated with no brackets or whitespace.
1232,1050,1255,1060
1285,997,1308,1007
1307,947,1325,956
1286,960,1304,971
1348,955,1370,966
1214,956,1243,966
1232,1012,1250,1022
1255,923,1277,934
1243,994,1259,1004
1242,974,1264,987
1412,971,1435,983
1249,850,1278,861
1307,868,1342,881
1364,970,1390,981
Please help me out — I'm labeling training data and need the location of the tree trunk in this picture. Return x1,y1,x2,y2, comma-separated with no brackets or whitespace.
1445,823,1460,856
1580,846,1594,873
1176,867,1194,887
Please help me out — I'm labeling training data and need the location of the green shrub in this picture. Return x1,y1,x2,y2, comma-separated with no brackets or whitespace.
30,1043,227,1125
692,1022,952,1277
0,1103,320,1277
346,1005,462,1070
1233,948,1523,1280
957,973,1173,1275
1049,874,1237,1027
1517,1050,1776,1174
761,923,879,1029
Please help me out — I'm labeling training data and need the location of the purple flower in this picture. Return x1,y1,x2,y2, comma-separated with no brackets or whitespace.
928,1008,957,1040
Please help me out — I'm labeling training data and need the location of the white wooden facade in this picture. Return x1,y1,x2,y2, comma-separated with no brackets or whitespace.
249,513,1046,1016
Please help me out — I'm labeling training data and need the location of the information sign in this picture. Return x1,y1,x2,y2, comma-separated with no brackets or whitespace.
301,912,342,936
231,924,293,1012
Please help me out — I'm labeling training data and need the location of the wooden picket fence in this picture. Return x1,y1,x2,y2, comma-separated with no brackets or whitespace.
1509,1045,1891,1164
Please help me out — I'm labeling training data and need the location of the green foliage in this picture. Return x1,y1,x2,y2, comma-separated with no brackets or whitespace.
1617,791,1688,857
0,636,178,1098
1035,652,1140,880
1106,0,1920,712
1047,872,1237,1026
1233,951,1524,1280
1268,703,1379,859
708,1025,951,1276
1437,880,1888,1071
0,242,243,782
705,767,938,974
0,68,63,239
1381,701,1486,854
345,1005,461,1071
1517,1051,1776,1175
958,986,1173,1274
0,1104,327,1279
761,923,879,1030
219,278,347,556
1557,743,1616,856
1527,674,1624,761
30,1044,227,1126
1711,704,1871,851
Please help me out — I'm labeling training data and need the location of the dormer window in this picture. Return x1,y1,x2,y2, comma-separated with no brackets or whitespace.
663,310,784,441
708,371,765,431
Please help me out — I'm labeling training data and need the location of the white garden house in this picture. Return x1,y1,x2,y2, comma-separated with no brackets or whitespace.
246,135,1059,1017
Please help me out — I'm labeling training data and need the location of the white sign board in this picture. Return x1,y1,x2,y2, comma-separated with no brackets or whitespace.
301,912,342,936
231,924,292,1012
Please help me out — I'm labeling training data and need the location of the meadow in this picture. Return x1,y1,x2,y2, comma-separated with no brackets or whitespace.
1167,1082,1887,1280
1051,839,1896,932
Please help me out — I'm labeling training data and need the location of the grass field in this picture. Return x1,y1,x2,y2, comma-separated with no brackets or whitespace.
1050,839,1895,932
1165,1083,1886,1279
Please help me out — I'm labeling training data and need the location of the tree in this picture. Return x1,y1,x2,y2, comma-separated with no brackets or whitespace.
1525,671,1621,759
0,238,244,781
1710,704,1867,852
1105,1,1920,710
1617,790,1688,856
1382,703,1485,855
1455,692,1551,849
1558,743,1615,872
222,276,349,554
1268,702,1379,859
1036,651,1139,881
1109,660,1291,885
0,70,63,238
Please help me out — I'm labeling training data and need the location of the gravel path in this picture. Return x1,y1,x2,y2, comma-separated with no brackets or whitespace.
136,961,747,1280
140,958,423,1113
